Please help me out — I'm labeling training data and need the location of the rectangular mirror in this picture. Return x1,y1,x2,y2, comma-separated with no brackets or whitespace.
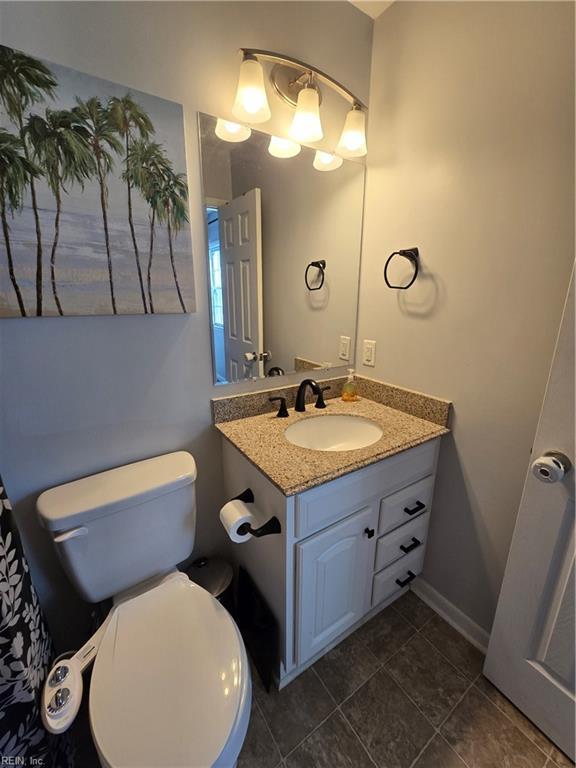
198,113,365,385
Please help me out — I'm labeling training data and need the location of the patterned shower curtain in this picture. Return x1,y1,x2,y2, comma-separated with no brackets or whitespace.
0,477,74,765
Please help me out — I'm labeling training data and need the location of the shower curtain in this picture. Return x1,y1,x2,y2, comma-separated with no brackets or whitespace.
0,476,73,766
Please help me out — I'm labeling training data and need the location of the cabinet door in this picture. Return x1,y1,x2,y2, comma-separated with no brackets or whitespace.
296,506,376,665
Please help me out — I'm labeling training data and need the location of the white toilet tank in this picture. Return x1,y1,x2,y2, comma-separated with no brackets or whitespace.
37,452,197,602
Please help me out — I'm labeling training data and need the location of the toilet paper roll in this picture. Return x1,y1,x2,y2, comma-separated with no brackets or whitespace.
220,499,261,543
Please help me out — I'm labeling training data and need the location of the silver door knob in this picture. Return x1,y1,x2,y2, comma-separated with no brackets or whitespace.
531,452,572,483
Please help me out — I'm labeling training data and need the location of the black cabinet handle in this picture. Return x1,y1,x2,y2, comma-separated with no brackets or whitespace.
396,570,416,588
364,527,375,539
403,500,426,516
400,537,421,554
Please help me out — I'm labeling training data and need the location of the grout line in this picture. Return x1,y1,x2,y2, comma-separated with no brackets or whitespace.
436,733,474,768
337,704,380,768
310,664,339,706
252,694,284,762
281,705,337,762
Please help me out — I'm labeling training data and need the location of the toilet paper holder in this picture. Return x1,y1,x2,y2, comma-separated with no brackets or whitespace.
232,488,282,538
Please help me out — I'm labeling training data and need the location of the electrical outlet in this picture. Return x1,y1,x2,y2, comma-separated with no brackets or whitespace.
363,340,376,367
339,335,351,361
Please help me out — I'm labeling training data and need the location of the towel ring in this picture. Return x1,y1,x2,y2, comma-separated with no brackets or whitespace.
305,260,326,291
384,248,419,290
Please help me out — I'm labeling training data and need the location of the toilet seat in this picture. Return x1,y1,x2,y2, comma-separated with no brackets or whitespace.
89,572,251,768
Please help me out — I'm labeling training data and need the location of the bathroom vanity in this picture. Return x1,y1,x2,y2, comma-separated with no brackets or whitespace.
215,383,450,686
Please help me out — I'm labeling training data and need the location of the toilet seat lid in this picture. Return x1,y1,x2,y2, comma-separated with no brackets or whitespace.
90,573,249,768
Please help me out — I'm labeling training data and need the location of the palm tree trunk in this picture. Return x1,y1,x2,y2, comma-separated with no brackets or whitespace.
97,158,117,314
125,134,147,313
166,216,186,313
17,115,43,315
147,209,155,314
50,187,64,316
1,199,27,317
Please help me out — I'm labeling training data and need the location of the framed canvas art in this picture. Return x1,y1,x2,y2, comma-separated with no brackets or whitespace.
0,45,195,317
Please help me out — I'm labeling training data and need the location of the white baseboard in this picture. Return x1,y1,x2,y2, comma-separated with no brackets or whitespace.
412,577,490,654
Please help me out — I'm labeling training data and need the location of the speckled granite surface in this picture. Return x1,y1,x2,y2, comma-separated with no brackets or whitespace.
212,376,346,423
216,397,449,496
355,376,451,427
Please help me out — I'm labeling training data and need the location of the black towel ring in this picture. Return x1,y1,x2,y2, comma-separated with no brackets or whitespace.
384,248,420,290
305,260,326,291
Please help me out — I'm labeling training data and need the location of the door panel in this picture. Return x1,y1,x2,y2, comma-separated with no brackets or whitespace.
296,506,376,664
485,269,575,759
219,188,263,381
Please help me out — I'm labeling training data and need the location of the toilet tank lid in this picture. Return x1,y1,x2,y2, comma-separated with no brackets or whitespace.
37,452,197,532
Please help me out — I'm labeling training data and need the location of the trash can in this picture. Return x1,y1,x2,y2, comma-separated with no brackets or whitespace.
185,557,234,615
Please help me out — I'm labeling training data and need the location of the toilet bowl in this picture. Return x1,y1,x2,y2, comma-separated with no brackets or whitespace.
91,572,251,768
37,452,252,767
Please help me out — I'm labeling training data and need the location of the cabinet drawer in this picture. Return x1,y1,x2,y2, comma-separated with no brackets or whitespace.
295,440,439,539
378,475,435,536
374,512,430,572
371,548,425,607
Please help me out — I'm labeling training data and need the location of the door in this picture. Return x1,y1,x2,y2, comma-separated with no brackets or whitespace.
485,270,575,759
296,506,376,665
219,188,263,382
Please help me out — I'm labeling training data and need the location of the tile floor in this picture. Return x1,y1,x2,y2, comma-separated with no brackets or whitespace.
239,591,575,768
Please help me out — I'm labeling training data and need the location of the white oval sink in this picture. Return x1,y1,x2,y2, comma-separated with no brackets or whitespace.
285,414,383,452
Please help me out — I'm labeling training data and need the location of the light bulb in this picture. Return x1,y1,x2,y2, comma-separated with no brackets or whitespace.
232,56,271,124
290,86,323,143
337,106,367,157
313,150,343,172
268,136,301,159
215,119,251,143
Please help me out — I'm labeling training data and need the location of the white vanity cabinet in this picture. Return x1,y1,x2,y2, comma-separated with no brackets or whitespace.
221,436,441,686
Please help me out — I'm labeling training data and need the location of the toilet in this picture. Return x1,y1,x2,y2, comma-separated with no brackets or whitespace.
37,451,251,767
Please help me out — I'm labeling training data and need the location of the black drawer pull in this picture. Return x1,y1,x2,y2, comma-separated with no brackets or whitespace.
396,570,416,588
400,537,421,554
364,527,375,539
403,500,426,516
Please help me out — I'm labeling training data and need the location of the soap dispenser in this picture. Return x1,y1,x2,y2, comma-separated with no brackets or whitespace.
341,369,358,402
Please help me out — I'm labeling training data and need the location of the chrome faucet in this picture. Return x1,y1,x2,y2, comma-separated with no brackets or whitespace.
295,379,322,412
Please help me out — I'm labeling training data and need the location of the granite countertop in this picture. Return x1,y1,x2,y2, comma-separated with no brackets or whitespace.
215,397,449,496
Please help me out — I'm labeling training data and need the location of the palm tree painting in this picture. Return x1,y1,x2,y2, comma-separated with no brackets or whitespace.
0,45,195,317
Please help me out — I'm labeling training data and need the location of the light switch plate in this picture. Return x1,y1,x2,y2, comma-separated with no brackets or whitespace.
363,339,376,367
339,335,351,361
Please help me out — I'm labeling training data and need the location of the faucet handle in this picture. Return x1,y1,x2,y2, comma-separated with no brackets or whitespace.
315,386,331,409
269,396,289,418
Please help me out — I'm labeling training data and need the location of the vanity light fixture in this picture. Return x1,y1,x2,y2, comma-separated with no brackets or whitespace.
232,48,368,155
268,136,301,158
337,105,367,158
232,54,271,123
215,118,251,143
313,150,343,172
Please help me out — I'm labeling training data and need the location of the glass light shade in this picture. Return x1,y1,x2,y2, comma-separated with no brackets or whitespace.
232,57,271,123
337,107,367,157
215,119,251,143
313,150,343,172
290,87,323,143
268,136,301,159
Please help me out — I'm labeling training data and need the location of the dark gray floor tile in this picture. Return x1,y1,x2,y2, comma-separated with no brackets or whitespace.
386,633,469,726
475,675,554,754
313,630,380,703
422,615,485,680
356,604,416,663
549,745,575,767
342,668,434,768
256,668,335,757
393,591,436,630
239,700,282,768
442,686,547,768
285,711,373,768
412,734,468,767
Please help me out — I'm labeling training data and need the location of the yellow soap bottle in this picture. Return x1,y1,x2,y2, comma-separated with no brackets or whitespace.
341,369,358,402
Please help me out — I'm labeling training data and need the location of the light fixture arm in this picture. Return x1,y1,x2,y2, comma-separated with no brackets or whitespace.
239,48,367,110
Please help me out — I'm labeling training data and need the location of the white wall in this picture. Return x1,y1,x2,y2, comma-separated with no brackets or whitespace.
358,1,574,632
0,0,372,650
